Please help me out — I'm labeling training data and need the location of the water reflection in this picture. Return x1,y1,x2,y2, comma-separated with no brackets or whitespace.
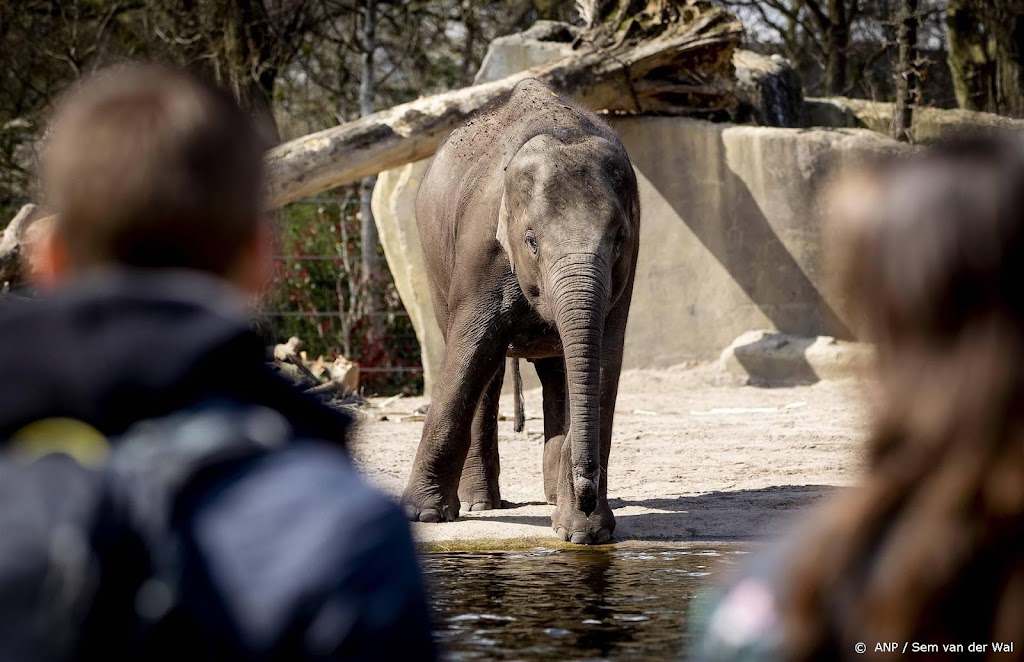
422,545,750,660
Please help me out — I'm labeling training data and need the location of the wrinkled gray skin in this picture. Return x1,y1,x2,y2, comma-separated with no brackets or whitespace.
402,79,640,545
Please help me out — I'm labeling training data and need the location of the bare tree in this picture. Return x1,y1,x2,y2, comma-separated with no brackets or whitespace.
891,0,918,141
947,0,1024,117
812,0,854,94
0,0,139,220
139,0,330,140
716,0,948,104
718,0,866,95
359,0,380,335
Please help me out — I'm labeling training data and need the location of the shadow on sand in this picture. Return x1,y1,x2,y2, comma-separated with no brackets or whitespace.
478,485,838,542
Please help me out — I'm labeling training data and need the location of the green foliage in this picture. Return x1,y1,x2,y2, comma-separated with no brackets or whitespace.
261,187,423,395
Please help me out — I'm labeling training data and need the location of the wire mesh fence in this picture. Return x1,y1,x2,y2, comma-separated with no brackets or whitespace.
258,192,423,396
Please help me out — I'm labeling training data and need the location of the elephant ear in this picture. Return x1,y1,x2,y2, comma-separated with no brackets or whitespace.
496,189,514,274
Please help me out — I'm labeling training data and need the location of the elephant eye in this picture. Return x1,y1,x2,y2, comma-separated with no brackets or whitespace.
525,230,539,255
613,228,626,256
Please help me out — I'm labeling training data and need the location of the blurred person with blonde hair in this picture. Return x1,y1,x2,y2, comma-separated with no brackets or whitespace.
691,134,1024,661
0,63,435,661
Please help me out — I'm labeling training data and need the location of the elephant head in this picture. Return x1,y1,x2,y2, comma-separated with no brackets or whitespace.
496,132,639,515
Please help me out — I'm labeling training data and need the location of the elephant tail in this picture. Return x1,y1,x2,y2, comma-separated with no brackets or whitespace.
512,359,525,433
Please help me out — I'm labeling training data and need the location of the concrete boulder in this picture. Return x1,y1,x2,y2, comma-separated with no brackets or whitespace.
719,330,872,385
608,117,902,371
473,20,576,84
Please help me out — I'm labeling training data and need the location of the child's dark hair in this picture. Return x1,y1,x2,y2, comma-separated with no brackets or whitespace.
42,63,269,276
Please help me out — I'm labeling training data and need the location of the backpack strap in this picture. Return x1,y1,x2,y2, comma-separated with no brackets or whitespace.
0,453,104,662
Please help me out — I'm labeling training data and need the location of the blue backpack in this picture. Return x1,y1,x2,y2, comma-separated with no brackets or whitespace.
0,405,280,662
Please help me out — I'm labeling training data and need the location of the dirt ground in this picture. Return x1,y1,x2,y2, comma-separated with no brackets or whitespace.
350,363,870,548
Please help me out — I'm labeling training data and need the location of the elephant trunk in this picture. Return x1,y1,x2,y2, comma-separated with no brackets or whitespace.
551,254,609,516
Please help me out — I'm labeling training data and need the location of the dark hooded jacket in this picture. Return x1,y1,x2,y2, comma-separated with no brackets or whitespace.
0,270,436,662
0,269,351,443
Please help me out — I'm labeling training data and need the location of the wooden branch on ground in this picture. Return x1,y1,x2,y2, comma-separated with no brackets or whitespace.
265,0,741,208
271,336,362,397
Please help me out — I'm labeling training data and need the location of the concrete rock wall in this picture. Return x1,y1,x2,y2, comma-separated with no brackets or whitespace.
607,118,897,369
805,97,1024,139
371,162,444,394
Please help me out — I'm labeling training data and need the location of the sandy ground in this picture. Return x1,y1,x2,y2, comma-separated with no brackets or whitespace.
350,363,870,548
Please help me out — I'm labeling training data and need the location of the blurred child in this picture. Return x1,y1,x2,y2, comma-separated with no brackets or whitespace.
0,64,436,661
690,134,1024,660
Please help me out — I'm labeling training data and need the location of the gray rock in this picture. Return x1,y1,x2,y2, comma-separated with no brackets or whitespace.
473,21,578,85
719,330,872,386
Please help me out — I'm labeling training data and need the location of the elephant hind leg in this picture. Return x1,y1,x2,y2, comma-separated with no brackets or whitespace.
458,360,506,511
534,357,568,505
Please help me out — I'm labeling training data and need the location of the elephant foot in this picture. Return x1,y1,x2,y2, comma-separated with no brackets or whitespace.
461,498,508,512
458,477,503,513
548,435,613,544
402,482,461,523
552,502,615,545
459,492,505,512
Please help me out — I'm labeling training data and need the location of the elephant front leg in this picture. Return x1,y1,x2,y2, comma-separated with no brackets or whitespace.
551,435,614,544
534,357,568,505
458,361,505,512
402,322,505,523
550,307,630,545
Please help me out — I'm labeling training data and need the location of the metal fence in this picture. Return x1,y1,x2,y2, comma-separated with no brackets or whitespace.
261,195,423,395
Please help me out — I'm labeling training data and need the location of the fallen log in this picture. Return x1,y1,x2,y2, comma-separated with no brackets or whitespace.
265,0,740,208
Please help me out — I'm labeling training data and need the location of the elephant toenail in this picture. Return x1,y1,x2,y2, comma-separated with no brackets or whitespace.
570,532,592,545
555,526,569,541
419,508,441,523
404,504,419,521
468,501,490,511
594,528,612,544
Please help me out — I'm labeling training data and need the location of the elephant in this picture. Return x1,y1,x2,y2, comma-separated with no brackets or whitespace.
402,79,640,545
